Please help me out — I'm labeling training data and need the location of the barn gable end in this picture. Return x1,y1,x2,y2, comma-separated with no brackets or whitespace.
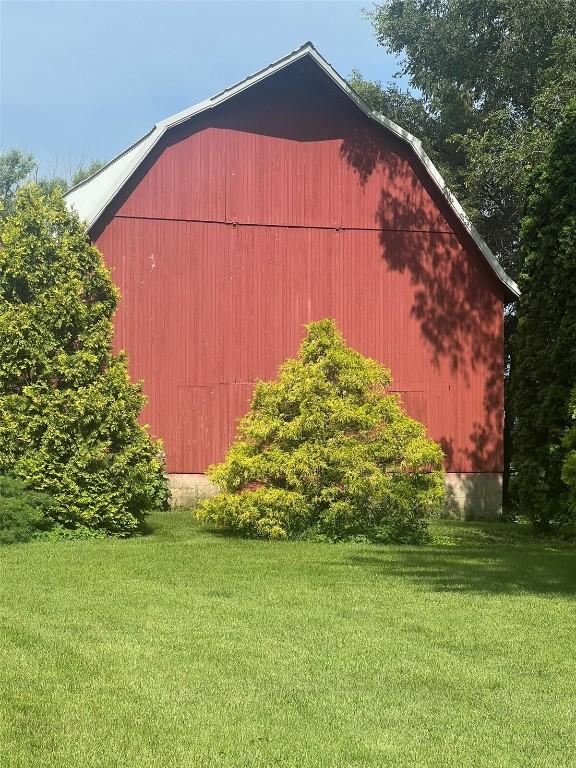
66,44,517,518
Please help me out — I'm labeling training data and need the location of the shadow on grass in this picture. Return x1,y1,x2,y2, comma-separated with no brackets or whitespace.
348,539,576,597
136,519,156,537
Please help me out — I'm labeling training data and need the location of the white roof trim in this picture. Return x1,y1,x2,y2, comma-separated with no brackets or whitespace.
65,42,519,298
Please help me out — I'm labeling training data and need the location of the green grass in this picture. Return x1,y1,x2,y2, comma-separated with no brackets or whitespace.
1,512,575,767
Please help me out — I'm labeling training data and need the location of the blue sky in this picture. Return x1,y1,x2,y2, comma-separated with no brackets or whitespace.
1,1,403,177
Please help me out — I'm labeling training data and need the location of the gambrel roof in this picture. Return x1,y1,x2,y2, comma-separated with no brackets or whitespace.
65,42,519,298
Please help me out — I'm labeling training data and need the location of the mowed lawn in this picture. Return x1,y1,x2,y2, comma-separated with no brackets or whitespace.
1,512,575,768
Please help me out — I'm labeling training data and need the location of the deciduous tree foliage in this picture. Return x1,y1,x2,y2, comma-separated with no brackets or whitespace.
197,320,445,542
0,149,106,215
70,160,107,188
512,101,576,530
0,185,169,534
0,150,36,217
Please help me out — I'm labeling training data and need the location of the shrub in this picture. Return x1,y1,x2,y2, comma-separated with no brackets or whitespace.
197,319,445,543
0,185,170,535
0,475,54,545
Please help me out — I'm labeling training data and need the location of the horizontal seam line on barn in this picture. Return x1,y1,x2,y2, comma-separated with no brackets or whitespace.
112,214,454,236
178,383,427,388
178,382,256,387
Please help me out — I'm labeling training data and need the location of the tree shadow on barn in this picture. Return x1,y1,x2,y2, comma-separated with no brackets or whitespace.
340,125,508,500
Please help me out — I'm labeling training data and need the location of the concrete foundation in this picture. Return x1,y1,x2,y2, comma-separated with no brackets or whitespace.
444,472,503,520
168,474,219,507
168,472,503,519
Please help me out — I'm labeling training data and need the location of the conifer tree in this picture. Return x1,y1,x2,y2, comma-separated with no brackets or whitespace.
0,186,169,534
512,101,576,530
197,319,444,543
562,390,576,520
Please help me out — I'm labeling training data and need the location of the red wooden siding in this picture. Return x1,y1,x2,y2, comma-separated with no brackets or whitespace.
93,60,504,475
115,66,451,235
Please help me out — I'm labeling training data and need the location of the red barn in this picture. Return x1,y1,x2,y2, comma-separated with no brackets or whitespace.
65,43,518,517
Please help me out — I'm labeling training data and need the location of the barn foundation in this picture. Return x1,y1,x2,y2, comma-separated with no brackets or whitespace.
168,472,503,520
444,472,503,520
168,474,219,507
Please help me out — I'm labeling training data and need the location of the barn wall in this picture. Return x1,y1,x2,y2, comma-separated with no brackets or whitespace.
92,61,505,479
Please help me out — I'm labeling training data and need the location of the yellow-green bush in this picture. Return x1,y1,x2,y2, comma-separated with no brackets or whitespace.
197,320,445,543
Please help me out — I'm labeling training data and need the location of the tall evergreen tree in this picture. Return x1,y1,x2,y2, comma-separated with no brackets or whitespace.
0,185,169,534
512,101,576,530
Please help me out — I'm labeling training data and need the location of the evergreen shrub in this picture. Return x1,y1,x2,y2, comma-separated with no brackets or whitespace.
0,186,169,535
197,319,445,543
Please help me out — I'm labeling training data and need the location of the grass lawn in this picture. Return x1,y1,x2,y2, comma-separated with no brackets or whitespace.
1,512,575,767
